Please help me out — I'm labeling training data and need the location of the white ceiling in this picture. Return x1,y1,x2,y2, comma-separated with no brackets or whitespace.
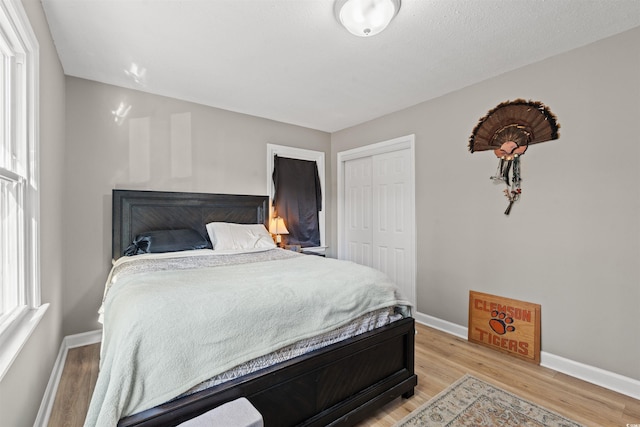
41,0,640,133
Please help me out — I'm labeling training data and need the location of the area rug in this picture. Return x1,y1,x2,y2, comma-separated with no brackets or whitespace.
394,374,584,427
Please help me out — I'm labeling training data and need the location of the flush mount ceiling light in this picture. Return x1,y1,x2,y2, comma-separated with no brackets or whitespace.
334,0,401,37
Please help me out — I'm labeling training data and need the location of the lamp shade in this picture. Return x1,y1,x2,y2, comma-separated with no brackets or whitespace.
335,0,400,37
269,217,289,235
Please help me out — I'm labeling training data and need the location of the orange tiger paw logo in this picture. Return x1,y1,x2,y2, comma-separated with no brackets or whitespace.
489,310,515,335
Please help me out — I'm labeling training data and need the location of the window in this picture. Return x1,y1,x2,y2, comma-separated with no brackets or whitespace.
0,0,42,380
266,144,325,252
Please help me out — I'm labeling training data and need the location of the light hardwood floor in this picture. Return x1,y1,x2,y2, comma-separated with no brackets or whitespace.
49,323,639,426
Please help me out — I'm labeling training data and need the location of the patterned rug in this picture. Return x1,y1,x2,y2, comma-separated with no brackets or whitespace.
394,374,584,427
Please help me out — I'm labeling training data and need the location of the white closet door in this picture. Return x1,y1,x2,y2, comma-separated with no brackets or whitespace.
343,148,415,306
371,149,413,302
344,156,373,266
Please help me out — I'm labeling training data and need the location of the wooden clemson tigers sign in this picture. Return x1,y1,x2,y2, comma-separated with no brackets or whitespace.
468,291,541,364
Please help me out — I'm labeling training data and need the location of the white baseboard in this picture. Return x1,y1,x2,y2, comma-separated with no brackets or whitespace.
33,330,102,427
540,352,640,400
413,311,468,340
414,311,640,400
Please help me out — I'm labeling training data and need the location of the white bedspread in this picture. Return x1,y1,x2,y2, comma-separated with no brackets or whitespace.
84,250,410,427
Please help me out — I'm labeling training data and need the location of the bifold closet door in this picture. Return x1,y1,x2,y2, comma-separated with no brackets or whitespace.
344,149,413,302
371,149,412,294
344,156,373,266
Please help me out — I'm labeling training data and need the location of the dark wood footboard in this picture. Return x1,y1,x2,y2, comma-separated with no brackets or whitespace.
119,317,417,427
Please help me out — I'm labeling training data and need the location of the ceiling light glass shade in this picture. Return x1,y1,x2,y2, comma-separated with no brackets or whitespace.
335,0,400,37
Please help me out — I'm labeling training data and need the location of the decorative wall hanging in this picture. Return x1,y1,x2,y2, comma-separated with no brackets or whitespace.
468,99,560,215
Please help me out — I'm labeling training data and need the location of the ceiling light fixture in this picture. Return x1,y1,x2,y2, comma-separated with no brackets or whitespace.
334,0,401,37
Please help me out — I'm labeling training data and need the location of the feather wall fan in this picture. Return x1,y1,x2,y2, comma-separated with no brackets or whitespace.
469,99,560,215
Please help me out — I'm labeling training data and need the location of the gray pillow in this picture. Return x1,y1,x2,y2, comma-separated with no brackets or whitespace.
124,229,211,256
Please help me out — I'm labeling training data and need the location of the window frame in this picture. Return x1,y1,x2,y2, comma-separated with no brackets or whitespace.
0,0,44,382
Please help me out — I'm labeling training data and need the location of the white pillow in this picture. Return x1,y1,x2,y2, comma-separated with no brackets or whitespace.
205,222,276,251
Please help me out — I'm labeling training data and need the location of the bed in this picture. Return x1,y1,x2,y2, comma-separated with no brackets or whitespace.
88,189,417,427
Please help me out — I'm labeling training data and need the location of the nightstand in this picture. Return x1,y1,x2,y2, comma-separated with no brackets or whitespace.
302,251,326,257
301,249,326,257
283,245,327,257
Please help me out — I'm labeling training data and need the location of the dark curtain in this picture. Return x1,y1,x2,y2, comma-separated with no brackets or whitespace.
272,155,322,247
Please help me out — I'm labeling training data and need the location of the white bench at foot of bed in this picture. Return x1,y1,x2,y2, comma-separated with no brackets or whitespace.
177,398,263,427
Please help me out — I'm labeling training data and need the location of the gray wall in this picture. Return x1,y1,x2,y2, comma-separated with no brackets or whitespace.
0,0,67,425
63,77,331,335
331,27,640,380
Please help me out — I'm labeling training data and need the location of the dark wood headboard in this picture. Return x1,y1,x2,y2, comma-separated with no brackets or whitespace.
112,190,269,260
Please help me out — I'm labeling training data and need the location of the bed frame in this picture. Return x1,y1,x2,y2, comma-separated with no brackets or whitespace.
111,189,417,426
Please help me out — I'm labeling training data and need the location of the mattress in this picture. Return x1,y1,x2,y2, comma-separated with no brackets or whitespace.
183,305,404,396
